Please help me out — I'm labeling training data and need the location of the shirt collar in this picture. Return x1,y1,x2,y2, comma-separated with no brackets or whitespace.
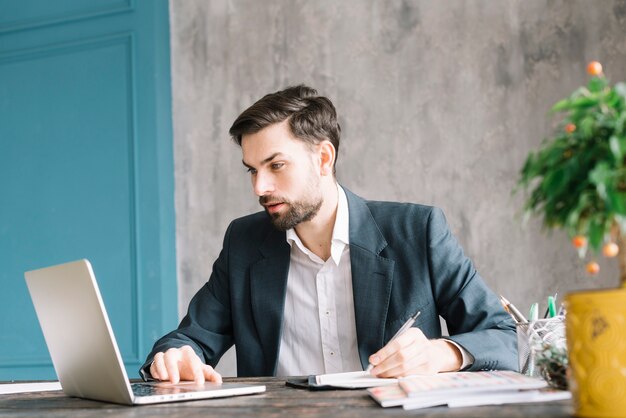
285,184,350,265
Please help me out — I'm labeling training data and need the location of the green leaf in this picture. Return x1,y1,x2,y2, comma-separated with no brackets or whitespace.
590,162,612,184
609,135,625,162
615,82,626,102
551,88,598,112
542,168,570,196
565,205,582,230
607,189,626,214
551,98,572,112
518,152,540,185
606,90,623,109
588,216,606,250
616,113,626,136
580,116,596,137
571,96,599,109
590,162,612,199
572,86,589,98
588,77,608,93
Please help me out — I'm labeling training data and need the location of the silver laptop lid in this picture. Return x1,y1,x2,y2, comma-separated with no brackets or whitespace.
25,259,134,404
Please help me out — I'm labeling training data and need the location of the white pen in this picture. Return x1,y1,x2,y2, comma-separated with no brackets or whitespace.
366,310,422,372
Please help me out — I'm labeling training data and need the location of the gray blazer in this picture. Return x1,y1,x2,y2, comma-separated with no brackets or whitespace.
142,188,517,377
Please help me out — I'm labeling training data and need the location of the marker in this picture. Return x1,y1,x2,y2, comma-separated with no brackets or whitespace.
529,303,539,322
543,293,558,318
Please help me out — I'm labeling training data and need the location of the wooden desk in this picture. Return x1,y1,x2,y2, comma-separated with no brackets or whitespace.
0,377,574,417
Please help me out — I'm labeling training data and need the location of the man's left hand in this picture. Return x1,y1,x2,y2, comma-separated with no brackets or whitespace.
368,328,463,377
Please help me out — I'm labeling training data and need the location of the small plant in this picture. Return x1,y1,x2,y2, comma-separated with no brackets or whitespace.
517,61,626,285
536,343,568,390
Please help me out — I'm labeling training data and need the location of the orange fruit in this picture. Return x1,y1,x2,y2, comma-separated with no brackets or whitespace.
586,261,600,275
602,242,619,258
572,235,587,248
587,61,603,76
565,123,576,134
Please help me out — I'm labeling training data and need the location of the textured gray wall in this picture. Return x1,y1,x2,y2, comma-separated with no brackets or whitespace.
169,0,626,376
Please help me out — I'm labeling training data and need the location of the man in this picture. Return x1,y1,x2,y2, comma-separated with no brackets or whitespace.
141,85,517,384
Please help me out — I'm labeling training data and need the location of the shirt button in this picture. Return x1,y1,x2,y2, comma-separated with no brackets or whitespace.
330,351,335,356
325,310,330,316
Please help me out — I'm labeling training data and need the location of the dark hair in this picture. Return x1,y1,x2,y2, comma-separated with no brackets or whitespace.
229,85,341,169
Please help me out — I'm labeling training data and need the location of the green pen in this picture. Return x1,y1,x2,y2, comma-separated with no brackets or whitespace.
547,296,557,318
543,292,558,318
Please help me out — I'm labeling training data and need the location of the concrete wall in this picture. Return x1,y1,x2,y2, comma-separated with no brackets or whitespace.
169,0,626,375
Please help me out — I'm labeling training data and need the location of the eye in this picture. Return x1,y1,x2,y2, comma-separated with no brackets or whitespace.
271,162,284,170
246,167,257,175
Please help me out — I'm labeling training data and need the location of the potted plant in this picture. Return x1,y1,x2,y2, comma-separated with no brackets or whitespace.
516,61,626,418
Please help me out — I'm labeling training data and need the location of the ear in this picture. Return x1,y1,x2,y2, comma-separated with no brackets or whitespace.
318,140,336,176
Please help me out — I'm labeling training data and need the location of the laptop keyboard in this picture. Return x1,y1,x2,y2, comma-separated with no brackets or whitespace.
132,383,163,396
131,382,202,397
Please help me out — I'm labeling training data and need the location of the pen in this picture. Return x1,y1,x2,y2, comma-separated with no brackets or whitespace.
499,295,528,324
547,296,557,318
366,310,421,372
543,293,558,318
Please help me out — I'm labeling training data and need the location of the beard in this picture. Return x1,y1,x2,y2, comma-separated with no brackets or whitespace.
260,193,323,231
259,169,324,231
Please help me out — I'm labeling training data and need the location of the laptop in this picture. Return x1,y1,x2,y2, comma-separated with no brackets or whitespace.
24,259,266,405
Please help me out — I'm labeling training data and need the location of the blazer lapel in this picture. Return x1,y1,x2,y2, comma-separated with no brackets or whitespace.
249,227,290,376
344,188,395,369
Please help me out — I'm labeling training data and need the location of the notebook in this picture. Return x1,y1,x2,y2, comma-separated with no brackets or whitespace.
314,371,397,388
24,259,266,405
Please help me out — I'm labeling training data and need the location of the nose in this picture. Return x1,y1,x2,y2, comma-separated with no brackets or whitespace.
252,171,274,197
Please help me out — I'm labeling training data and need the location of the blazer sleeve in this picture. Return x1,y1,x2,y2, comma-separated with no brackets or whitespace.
426,207,518,371
139,223,236,380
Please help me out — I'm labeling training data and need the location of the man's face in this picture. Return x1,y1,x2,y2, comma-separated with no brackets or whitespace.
241,120,323,231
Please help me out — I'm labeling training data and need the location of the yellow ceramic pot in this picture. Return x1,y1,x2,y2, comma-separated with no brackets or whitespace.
566,288,626,417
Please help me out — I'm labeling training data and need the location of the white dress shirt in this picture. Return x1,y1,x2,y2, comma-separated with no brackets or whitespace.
275,185,473,376
276,185,362,376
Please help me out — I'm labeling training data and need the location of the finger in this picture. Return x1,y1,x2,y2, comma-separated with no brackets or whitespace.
377,350,430,377
377,348,433,377
372,341,422,377
152,352,169,381
164,348,182,384
182,347,205,384
369,328,420,367
150,355,160,380
203,364,223,384
369,339,402,368
193,366,205,385
149,361,159,380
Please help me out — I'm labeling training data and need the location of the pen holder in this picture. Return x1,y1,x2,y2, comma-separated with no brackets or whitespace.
516,316,568,389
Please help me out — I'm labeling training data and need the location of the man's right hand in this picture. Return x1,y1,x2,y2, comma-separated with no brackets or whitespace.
149,345,222,384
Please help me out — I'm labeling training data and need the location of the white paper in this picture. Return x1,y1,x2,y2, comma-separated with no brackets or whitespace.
0,381,62,395
447,389,571,408
402,389,571,410
315,371,397,388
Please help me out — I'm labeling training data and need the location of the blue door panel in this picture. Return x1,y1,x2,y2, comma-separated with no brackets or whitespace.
0,0,176,380
0,0,130,33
